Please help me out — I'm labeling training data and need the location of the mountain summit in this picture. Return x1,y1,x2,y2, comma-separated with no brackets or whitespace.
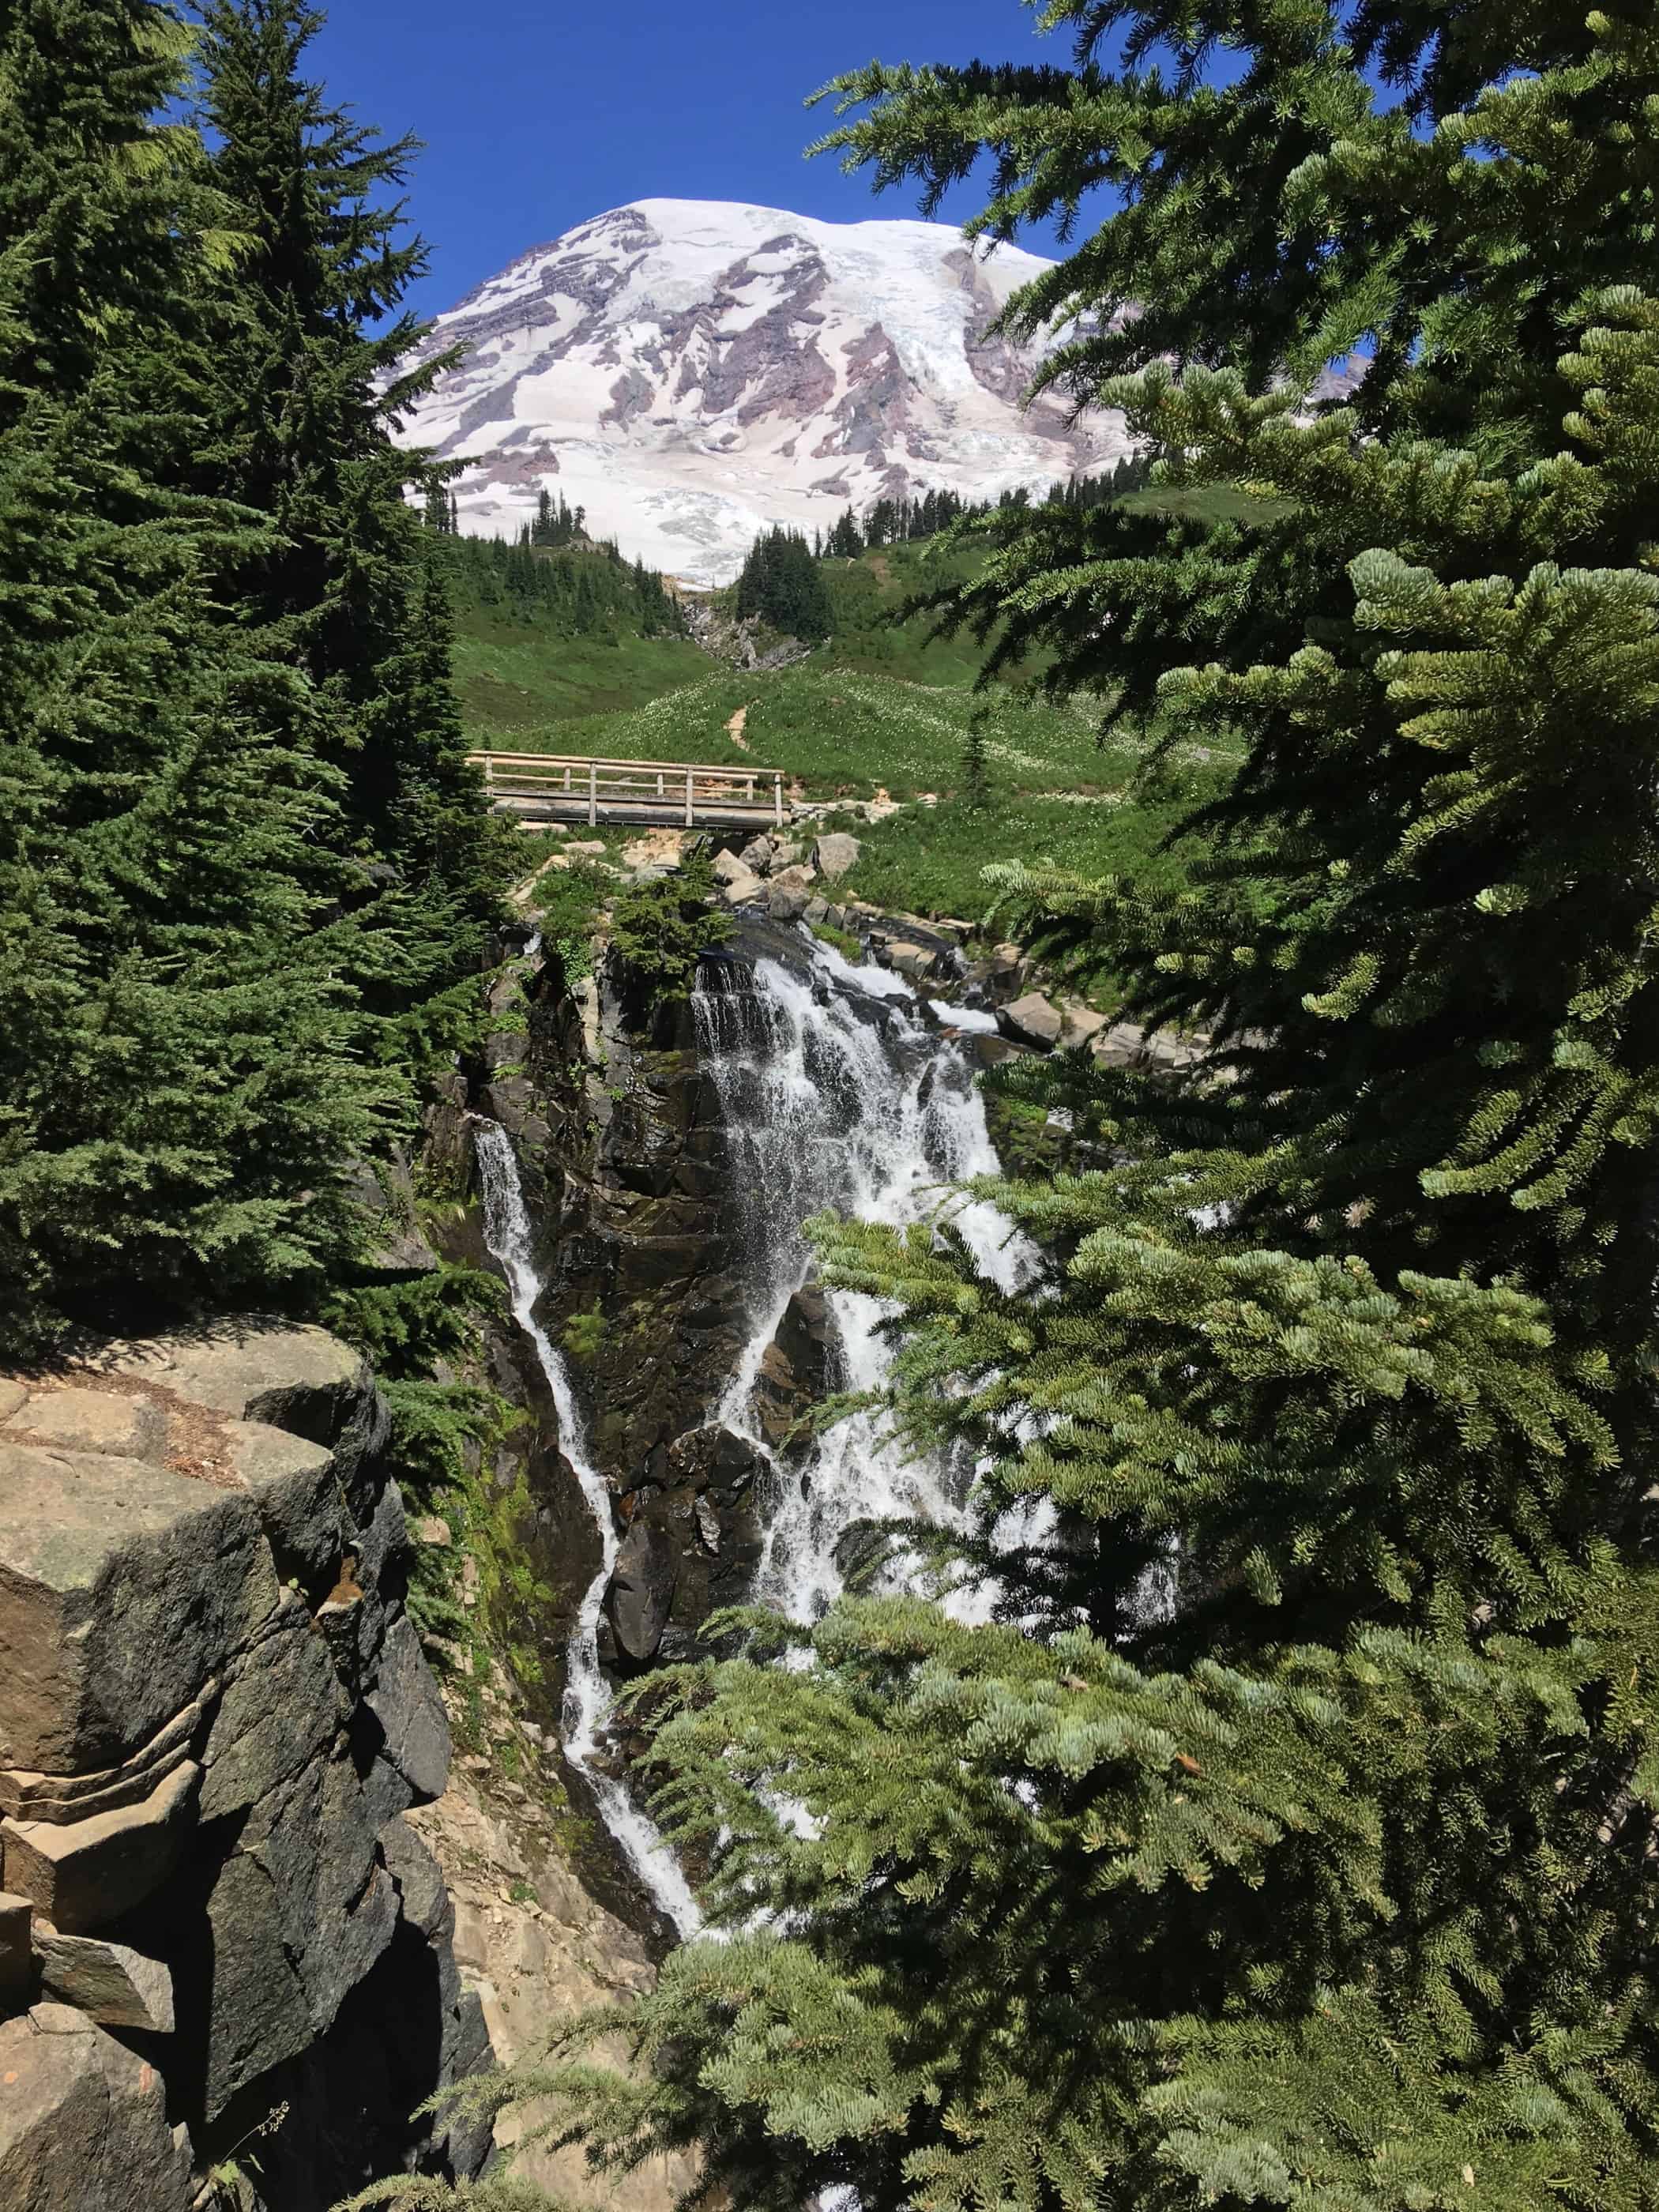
397,198,1132,581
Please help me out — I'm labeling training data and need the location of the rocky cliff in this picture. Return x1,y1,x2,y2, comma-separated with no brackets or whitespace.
459,920,844,1688
0,1325,491,2211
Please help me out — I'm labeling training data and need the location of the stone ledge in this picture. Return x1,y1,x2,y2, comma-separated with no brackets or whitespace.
2,1759,201,1934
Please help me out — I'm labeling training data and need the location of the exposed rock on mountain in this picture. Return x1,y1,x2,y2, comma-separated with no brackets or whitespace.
396,198,1134,581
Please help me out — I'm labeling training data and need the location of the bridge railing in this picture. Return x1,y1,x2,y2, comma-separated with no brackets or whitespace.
468,751,788,829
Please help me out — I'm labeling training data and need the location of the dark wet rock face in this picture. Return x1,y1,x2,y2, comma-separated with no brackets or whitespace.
751,1284,838,1463
0,1324,491,2210
606,1517,679,1664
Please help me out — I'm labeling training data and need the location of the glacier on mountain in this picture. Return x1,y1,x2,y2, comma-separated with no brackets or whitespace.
393,198,1134,582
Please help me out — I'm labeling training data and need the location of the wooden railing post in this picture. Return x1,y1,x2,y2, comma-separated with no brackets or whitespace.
589,761,597,827
685,767,695,828
773,773,783,827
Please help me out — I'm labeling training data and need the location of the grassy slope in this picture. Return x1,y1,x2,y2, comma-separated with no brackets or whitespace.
452,611,709,734
815,538,1013,686
457,529,1247,926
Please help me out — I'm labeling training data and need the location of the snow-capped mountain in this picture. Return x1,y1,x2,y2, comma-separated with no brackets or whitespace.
395,198,1134,583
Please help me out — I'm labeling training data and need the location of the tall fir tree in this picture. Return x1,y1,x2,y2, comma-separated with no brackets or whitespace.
0,0,374,1353
192,0,502,1100
372,3,1659,2210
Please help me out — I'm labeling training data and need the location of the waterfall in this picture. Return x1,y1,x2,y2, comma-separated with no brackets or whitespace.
471,928,1040,1928
470,1118,703,1939
694,935,1036,1623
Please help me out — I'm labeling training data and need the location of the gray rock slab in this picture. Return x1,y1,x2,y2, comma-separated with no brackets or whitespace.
997,991,1065,1050
364,1612,451,1809
1,1390,166,1459
104,1322,366,1440
34,1932,174,2033
0,2006,192,2212
811,831,861,881
884,939,936,980
2,1760,200,1934
720,864,765,906
0,1443,273,1774
1059,1003,1109,1048
378,1815,452,1943
197,1848,310,2121
221,1419,341,1597
198,1603,345,1823
437,1988,496,2180
201,1745,396,2119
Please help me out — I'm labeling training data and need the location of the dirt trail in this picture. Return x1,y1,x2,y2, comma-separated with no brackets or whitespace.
724,704,753,752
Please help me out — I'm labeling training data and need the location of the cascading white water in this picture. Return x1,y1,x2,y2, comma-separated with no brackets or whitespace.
470,1118,702,1939
694,934,1037,1623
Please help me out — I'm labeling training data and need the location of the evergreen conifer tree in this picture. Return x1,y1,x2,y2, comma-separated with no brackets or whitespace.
372,6,1659,2212
191,0,501,1103
734,524,833,641
0,0,374,1353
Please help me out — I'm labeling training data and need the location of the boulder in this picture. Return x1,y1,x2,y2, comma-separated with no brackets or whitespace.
604,1518,677,1664
997,991,1065,1051
1059,1003,1109,1048
666,1424,766,1500
711,848,753,886
720,863,765,907
620,830,685,874
105,1322,374,1457
979,942,1027,1003
33,1932,174,2034
0,1891,28,2008
0,1443,273,1776
883,940,936,981
766,863,818,921
1,1760,200,1935
736,834,774,875
811,832,861,882
0,2005,192,2212
751,1284,838,1458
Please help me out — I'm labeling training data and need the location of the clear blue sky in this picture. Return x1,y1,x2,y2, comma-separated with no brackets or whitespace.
310,0,1080,319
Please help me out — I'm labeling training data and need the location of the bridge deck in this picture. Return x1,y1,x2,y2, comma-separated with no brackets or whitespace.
470,750,791,830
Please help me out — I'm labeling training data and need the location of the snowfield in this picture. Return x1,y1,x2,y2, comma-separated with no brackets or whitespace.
393,198,1134,582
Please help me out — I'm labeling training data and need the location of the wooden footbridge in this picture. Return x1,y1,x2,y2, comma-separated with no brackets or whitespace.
471,751,791,831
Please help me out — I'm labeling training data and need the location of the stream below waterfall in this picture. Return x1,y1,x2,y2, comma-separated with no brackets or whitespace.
473,927,1033,1935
